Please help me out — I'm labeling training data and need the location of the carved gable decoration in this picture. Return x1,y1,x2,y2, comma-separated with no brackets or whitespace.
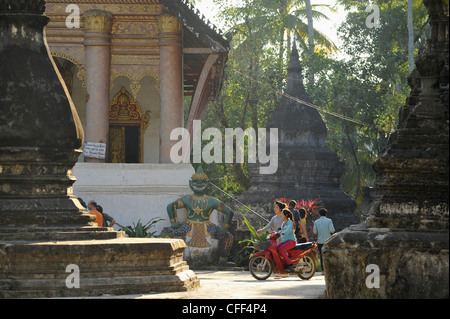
109,87,150,131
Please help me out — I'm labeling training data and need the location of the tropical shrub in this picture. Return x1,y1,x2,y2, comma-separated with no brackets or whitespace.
117,217,165,238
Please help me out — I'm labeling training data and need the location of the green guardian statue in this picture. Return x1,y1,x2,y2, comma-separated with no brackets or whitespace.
160,167,234,262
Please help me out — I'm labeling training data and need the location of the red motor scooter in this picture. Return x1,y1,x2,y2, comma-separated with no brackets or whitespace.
249,232,318,280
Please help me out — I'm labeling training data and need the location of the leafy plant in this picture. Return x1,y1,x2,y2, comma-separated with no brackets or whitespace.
296,198,322,214
242,216,268,244
275,197,322,215
233,213,271,267
117,218,165,238
240,216,268,251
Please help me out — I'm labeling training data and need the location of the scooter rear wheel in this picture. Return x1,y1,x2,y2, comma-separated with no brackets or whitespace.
249,256,273,280
296,255,316,280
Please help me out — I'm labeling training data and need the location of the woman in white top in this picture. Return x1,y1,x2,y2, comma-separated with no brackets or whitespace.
257,201,285,236
257,201,288,278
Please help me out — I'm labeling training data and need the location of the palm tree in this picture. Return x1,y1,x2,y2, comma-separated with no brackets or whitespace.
202,0,337,190
281,0,337,55
225,0,337,61
335,0,422,73
305,0,315,54
305,0,315,84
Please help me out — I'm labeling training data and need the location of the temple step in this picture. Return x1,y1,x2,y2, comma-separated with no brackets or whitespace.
0,272,199,298
0,226,125,241
0,238,200,298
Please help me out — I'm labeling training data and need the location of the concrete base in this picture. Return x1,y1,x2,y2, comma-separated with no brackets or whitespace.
183,241,219,265
0,238,199,298
323,223,449,298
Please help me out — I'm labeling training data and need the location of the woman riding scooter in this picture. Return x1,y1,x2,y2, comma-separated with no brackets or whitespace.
257,201,285,239
276,209,297,271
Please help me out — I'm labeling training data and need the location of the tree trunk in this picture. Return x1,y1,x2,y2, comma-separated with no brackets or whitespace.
408,0,415,73
305,0,314,55
305,0,315,84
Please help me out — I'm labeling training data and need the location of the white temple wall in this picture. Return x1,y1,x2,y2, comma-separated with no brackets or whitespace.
72,163,194,234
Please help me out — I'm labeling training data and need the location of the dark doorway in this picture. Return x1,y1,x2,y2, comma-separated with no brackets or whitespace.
108,124,141,163
124,125,139,163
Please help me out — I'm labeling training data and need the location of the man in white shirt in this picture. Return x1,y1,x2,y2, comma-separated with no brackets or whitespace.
313,208,335,275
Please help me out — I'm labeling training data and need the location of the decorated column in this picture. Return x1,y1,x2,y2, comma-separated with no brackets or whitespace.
83,10,113,163
158,14,183,163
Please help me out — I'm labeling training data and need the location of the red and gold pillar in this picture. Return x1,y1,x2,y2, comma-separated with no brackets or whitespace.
158,14,183,163
83,10,113,163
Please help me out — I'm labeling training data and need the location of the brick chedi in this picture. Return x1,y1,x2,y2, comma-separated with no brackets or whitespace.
238,45,360,232
323,0,449,299
0,0,198,298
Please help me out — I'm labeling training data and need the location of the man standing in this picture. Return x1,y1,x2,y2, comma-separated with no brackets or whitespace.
88,200,103,227
313,208,335,275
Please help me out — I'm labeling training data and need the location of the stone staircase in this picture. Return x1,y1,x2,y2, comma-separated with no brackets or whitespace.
0,197,200,298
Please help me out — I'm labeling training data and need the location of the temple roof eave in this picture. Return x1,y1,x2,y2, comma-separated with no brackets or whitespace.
159,0,230,53
156,1,230,132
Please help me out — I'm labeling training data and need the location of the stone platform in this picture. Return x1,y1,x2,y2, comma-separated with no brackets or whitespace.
323,224,449,298
0,238,199,298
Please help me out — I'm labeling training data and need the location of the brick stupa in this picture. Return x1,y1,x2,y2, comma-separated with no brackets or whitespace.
0,0,198,298
238,45,360,231
323,0,448,298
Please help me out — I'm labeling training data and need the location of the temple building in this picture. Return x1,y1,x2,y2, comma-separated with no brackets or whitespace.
43,0,230,231
45,0,229,164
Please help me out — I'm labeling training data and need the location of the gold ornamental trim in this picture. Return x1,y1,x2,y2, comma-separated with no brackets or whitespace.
84,10,113,33
157,14,183,34
191,173,208,180
51,51,87,90
109,87,151,131
110,71,160,98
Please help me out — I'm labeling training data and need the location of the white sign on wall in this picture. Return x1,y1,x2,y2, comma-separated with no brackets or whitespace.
83,142,107,159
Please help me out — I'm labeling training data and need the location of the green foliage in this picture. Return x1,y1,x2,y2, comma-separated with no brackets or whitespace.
117,218,165,238
303,0,428,205
198,0,336,194
195,0,430,211
234,215,268,267
241,215,268,244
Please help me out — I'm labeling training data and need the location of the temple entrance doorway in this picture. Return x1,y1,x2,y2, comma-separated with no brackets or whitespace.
109,124,140,163
108,87,150,163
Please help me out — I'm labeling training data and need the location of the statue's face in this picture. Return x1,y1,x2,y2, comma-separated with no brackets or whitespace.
189,179,208,195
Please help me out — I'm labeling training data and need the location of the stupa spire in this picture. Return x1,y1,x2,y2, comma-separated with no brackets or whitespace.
286,42,304,96
238,42,358,234
267,43,327,140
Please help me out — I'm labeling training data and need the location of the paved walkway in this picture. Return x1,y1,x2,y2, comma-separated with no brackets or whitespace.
99,270,327,299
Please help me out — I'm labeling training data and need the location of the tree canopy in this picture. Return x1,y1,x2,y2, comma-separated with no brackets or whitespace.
192,0,429,211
